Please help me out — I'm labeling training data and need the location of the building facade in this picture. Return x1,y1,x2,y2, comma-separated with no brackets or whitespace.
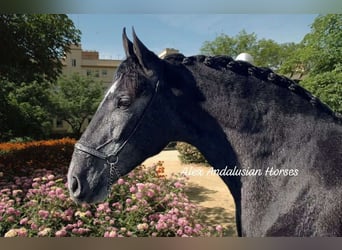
61,44,122,85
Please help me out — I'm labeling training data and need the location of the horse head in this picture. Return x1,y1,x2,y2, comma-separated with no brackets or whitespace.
67,29,204,203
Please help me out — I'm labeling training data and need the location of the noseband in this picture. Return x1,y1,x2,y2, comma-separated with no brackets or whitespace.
74,80,160,189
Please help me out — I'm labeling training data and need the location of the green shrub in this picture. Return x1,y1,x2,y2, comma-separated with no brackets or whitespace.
176,142,208,165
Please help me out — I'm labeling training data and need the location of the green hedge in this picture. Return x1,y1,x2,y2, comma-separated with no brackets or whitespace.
175,142,208,165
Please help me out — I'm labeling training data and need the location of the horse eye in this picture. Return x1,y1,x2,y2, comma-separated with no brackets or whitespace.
117,97,131,109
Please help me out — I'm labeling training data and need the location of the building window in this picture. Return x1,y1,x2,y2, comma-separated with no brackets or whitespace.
95,70,99,77
102,69,107,76
71,59,77,67
86,69,92,76
56,119,64,128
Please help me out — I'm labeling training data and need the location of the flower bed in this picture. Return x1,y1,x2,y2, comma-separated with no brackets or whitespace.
0,138,75,178
0,139,228,237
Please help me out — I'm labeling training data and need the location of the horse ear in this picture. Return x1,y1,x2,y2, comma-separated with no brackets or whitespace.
122,27,134,58
132,28,160,71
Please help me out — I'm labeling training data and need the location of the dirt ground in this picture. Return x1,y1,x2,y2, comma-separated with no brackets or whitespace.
143,150,237,236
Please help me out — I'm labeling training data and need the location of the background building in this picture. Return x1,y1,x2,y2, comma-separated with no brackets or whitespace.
61,44,122,85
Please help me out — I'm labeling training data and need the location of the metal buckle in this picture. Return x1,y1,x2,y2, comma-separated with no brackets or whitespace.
107,155,119,164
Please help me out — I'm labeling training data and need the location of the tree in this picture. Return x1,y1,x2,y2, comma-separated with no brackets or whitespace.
0,14,81,141
201,30,258,58
280,14,342,77
0,14,81,83
301,14,342,75
253,40,300,71
300,66,342,114
0,79,52,141
200,15,342,113
49,74,105,137
280,14,342,113
200,30,297,70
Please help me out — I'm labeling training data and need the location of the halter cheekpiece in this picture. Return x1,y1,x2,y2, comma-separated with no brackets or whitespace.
74,80,160,189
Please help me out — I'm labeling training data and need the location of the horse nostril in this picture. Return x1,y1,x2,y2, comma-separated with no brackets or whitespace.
71,176,80,196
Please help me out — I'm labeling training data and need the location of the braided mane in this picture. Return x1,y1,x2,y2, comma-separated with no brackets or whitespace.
164,53,342,123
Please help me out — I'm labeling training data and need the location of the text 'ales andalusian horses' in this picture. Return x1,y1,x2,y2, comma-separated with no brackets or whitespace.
68,29,342,236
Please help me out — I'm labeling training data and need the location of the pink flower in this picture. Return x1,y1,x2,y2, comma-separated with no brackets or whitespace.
174,182,183,188
48,190,56,198
184,226,193,235
126,198,132,205
77,220,83,227
16,227,28,237
46,180,55,187
136,183,145,191
136,192,143,199
55,229,67,237
58,193,66,200
117,178,125,185
38,210,49,219
77,228,89,235
177,218,188,227
64,208,74,216
20,217,29,225
32,182,39,188
97,202,109,212
156,222,167,231
32,177,41,182
146,189,155,198
177,229,183,236
65,224,74,230
129,205,138,212
31,222,38,230
55,187,64,195
6,207,17,215
216,225,223,232
171,208,179,214
129,186,137,193
47,174,55,180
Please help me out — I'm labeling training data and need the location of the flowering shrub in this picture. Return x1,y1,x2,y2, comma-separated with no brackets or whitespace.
0,138,75,178
176,142,208,165
0,161,227,237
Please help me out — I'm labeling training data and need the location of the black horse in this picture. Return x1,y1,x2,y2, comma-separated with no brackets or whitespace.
68,29,342,236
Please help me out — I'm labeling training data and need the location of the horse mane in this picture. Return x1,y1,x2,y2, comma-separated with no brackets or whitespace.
164,53,342,123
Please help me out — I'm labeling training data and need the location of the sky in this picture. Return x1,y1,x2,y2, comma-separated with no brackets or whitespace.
68,14,318,60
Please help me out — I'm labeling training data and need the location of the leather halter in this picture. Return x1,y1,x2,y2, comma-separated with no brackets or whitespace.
74,80,160,189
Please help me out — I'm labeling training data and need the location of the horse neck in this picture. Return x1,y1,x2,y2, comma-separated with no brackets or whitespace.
190,66,330,169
